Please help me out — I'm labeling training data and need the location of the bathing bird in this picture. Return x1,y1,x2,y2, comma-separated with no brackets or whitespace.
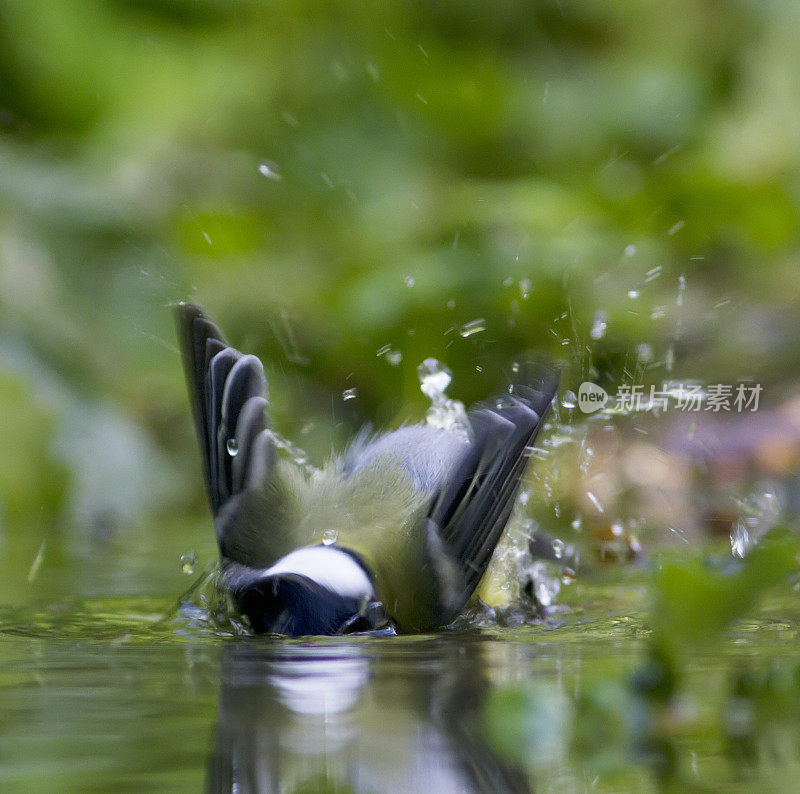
174,302,558,635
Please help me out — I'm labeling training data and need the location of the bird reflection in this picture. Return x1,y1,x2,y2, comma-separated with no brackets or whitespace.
207,637,531,794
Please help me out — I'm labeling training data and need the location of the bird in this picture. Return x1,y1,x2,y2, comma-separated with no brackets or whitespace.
174,302,558,636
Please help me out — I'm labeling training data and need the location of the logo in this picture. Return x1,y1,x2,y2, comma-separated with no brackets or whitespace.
578,382,609,413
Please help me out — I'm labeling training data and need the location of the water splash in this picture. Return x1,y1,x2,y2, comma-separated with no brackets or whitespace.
586,491,604,514
417,358,452,399
267,429,316,473
342,388,358,401
731,483,782,557
417,358,469,438
180,550,198,575
376,345,402,366
459,318,486,338
258,161,282,181
731,522,752,558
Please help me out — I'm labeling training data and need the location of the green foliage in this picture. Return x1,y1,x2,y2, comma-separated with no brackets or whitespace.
0,371,67,524
649,527,800,677
1,0,800,536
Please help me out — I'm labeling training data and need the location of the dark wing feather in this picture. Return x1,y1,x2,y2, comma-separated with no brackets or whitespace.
427,365,559,621
173,302,273,519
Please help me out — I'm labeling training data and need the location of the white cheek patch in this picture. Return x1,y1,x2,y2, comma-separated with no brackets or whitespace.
266,546,374,599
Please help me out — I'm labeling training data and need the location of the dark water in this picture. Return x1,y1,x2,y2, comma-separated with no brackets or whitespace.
1,584,799,792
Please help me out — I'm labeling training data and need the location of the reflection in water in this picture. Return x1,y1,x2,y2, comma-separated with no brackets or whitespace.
207,638,531,794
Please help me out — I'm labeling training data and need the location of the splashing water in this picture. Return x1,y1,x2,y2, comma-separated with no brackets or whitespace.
180,550,198,575
267,429,316,474
417,358,469,438
258,161,282,181
527,561,561,607
459,318,486,338
376,345,402,365
731,483,782,557
342,388,358,401
417,358,452,399
731,522,752,558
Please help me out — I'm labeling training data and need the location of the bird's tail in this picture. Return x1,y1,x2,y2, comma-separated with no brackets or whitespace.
173,302,274,517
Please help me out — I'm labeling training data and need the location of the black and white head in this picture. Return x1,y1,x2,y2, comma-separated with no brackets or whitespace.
223,546,393,635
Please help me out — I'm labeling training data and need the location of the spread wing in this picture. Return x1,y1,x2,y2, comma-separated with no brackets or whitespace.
426,364,559,624
174,302,291,565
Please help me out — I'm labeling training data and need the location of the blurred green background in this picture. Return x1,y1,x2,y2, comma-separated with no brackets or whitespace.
1,0,799,605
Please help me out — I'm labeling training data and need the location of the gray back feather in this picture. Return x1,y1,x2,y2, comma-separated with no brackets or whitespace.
342,425,471,497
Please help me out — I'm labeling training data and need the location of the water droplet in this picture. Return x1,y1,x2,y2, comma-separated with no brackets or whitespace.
180,550,198,575
645,265,662,283
519,278,532,299
677,274,686,307
627,288,640,299
417,358,452,399
571,518,582,531
459,318,486,338
518,490,530,507
377,345,403,366
404,274,415,288
322,529,338,546
258,161,282,181
590,311,607,340
730,521,751,558
552,539,565,559
561,390,577,410
342,388,358,401
668,219,685,236
226,438,239,457
624,244,637,257
586,491,604,513
651,305,667,319
446,299,456,310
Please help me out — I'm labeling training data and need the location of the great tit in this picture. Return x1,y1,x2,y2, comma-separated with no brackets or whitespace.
174,302,558,636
